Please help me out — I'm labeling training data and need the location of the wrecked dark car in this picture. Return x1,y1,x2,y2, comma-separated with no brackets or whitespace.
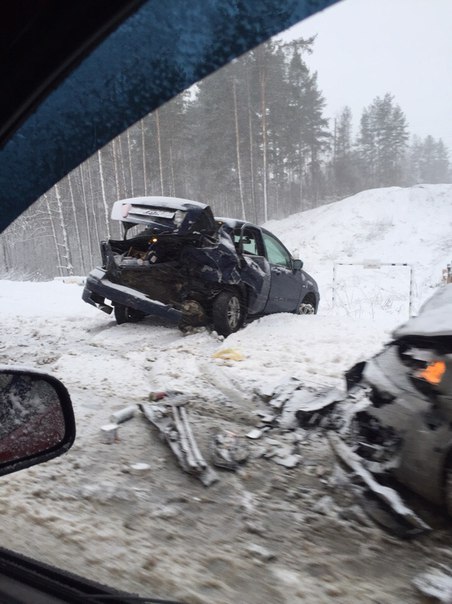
82,196,320,336
324,285,452,531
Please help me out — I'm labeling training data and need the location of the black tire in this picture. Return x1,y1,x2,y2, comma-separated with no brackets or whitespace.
114,304,145,325
212,290,243,337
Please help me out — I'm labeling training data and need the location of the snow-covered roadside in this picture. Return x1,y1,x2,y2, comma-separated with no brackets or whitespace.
0,278,451,604
265,184,452,316
0,279,393,427
1,184,452,603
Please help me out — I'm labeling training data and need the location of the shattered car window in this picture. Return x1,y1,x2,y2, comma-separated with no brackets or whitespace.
234,228,260,255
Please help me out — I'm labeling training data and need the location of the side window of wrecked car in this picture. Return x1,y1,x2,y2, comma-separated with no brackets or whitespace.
262,232,292,268
242,231,258,255
234,229,261,255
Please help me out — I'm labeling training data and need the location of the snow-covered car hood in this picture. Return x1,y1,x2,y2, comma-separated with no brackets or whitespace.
393,284,452,338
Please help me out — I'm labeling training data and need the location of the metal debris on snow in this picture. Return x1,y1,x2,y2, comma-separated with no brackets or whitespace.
273,453,302,468
246,428,267,440
100,423,119,444
139,398,218,487
211,430,249,470
328,433,431,534
129,462,151,476
266,376,343,430
110,404,138,424
313,495,336,517
256,410,277,425
413,567,452,603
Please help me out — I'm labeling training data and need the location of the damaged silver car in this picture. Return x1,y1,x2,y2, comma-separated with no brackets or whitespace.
82,196,319,336
329,285,452,526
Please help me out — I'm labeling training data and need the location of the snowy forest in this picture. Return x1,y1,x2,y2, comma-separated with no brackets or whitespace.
1,37,450,279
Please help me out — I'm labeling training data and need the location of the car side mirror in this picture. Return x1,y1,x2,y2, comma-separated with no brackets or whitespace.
0,369,75,477
292,258,303,271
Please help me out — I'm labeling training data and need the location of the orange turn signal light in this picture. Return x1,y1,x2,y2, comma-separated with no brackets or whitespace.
418,360,446,385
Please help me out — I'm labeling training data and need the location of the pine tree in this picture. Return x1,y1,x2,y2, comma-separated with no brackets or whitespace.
183,63,241,216
419,136,450,183
282,41,330,209
356,93,409,189
406,135,450,184
331,106,357,197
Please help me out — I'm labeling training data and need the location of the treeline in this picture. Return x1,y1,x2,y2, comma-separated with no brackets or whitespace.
1,37,450,279
329,98,450,198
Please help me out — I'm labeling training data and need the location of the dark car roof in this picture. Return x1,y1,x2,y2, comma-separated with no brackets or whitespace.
217,218,284,240
216,218,249,229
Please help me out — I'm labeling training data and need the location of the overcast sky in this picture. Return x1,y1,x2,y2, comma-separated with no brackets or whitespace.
278,0,452,152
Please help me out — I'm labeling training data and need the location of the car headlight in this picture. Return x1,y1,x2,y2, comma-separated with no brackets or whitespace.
416,360,446,385
174,210,186,227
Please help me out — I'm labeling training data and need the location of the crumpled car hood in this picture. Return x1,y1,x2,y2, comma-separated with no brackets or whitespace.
393,284,452,338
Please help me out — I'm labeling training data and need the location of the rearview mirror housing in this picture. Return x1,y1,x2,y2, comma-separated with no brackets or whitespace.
292,258,303,271
0,369,75,477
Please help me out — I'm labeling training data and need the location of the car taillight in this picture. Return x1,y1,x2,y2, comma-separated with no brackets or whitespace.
121,203,131,218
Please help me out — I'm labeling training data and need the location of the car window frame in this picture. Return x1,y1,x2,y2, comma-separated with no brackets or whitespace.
234,226,265,256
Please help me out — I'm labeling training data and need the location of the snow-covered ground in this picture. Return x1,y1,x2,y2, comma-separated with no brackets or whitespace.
266,183,452,320
1,185,452,603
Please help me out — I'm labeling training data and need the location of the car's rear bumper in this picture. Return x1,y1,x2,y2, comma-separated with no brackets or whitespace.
82,267,182,322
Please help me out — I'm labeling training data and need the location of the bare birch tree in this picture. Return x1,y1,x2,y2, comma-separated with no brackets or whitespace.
86,160,101,254
67,172,84,271
258,49,269,222
45,194,63,277
155,109,164,195
118,134,128,195
246,76,257,222
97,149,111,238
79,164,93,261
141,118,148,195
169,144,176,196
126,128,135,197
111,138,122,199
232,79,246,220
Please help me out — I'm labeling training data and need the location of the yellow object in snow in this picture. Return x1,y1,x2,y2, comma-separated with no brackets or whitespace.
213,348,245,361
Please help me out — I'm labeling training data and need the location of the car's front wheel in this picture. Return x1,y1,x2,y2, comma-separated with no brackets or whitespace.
114,304,145,325
212,290,243,337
